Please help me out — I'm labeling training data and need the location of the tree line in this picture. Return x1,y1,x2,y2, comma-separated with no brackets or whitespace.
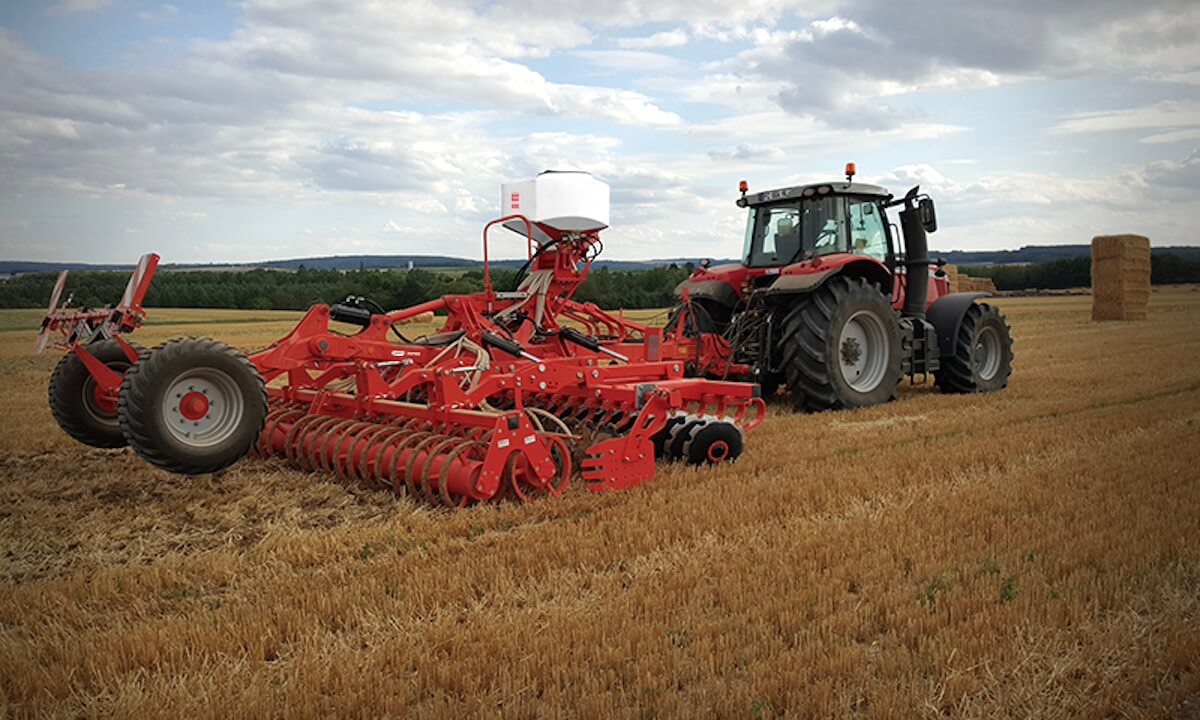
0,264,696,311
2,254,1198,311
959,253,1200,291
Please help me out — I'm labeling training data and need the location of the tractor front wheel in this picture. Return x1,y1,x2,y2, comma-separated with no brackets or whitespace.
779,276,903,411
935,302,1013,393
119,338,267,475
48,339,142,448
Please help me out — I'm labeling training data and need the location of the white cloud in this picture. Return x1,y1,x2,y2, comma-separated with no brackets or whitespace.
1052,101,1200,138
615,29,689,49
574,50,686,73
1,0,1199,262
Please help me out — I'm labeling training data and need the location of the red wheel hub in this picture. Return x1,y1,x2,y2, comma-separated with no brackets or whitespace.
179,391,210,421
91,383,118,414
706,440,730,463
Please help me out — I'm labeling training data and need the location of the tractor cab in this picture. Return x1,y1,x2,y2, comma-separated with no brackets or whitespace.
737,180,893,269
671,163,1012,412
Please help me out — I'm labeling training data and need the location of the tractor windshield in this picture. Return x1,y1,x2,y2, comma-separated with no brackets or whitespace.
742,195,889,267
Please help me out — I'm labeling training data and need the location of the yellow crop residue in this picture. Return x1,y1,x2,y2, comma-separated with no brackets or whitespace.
1,291,1199,718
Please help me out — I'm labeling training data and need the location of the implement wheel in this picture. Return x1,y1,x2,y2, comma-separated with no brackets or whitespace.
935,302,1014,393
779,275,903,411
48,339,142,448
119,338,267,475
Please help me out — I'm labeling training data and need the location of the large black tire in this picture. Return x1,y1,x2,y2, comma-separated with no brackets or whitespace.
48,339,142,448
779,276,903,412
935,303,1013,393
119,338,267,475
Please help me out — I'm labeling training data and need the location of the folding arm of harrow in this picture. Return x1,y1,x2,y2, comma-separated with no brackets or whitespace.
35,253,159,355
34,253,160,406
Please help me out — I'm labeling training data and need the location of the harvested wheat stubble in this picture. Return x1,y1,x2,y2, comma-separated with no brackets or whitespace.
2,298,1200,719
1092,234,1151,321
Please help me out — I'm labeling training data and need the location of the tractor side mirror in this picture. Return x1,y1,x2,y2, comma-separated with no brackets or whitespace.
919,198,938,233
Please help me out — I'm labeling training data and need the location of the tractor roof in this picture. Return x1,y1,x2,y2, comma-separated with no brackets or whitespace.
740,181,890,207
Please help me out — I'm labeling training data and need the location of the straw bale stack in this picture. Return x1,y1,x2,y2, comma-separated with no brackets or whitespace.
942,264,997,294
397,311,436,325
963,276,998,294
1091,235,1150,321
943,263,960,288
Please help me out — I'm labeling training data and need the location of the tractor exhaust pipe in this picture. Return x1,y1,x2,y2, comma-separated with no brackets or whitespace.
899,187,931,320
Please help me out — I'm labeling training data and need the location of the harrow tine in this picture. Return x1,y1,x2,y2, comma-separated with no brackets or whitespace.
316,418,359,474
402,433,445,499
366,426,416,490
333,422,378,486
435,438,482,507
350,423,402,488
419,436,464,504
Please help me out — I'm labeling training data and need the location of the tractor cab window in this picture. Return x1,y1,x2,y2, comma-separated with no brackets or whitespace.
743,205,802,267
848,199,888,262
802,196,848,257
743,196,850,267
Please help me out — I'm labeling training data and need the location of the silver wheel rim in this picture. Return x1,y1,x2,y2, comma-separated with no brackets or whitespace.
838,310,890,393
162,368,244,447
975,326,1002,381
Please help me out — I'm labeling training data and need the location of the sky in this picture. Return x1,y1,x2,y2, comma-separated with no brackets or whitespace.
0,0,1198,264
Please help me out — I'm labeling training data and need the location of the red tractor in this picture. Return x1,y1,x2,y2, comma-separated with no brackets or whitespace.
669,164,1013,409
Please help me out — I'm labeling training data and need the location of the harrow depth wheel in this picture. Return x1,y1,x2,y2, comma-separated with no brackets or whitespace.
119,338,267,475
48,339,142,449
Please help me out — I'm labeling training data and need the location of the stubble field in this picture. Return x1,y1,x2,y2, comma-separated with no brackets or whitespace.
1,291,1199,718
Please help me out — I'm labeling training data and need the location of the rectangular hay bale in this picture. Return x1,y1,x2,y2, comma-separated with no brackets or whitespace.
1091,234,1150,321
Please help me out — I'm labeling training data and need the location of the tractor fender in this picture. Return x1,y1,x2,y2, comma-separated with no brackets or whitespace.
763,259,892,296
927,292,989,357
673,278,738,309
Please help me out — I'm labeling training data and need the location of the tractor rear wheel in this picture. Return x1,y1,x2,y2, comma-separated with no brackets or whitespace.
119,338,267,475
935,302,1013,393
779,276,902,411
48,339,142,448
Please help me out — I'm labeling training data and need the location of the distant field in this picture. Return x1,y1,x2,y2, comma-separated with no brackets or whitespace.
1,291,1199,718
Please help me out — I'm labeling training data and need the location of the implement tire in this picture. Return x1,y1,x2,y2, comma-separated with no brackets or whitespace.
935,302,1013,393
48,339,142,448
119,338,267,475
779,275,902,412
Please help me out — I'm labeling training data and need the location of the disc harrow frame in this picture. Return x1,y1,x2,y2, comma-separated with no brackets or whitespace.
36,208,766,507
